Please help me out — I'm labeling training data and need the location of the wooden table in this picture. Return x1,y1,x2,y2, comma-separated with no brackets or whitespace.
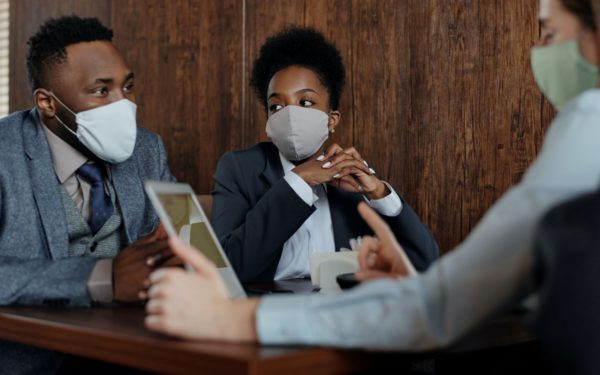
0,285,537,374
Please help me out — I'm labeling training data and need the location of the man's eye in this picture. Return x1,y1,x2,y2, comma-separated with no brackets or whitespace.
94,87,108,95
269,104,283,112
300,99,314,107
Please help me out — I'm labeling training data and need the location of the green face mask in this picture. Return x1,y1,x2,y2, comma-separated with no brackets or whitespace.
531,39,599,111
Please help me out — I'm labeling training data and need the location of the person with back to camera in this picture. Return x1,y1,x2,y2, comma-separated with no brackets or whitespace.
145,0,600,353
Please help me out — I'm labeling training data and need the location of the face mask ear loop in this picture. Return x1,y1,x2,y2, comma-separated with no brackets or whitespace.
49,93,78,136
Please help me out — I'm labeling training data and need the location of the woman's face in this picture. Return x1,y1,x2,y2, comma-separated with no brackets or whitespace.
266,65,340,130
539,0,597,64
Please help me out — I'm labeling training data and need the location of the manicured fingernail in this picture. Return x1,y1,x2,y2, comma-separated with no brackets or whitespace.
333,173,340,179
316,155,325,161
363,160,369,167
369,168,376,175
322,162,332,169
359,185,364,191
149,269,166,282
138,291,147,300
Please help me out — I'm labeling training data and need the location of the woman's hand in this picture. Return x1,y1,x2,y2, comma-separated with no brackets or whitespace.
292,147,352,187
354,202,417,281
144,236,259,342
321,144,389,199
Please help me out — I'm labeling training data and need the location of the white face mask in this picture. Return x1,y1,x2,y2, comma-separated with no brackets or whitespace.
53,96,138,163
266,106,330,161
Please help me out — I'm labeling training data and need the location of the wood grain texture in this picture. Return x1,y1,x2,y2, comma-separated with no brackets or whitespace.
8,0,111,111
111,0,244,191
243,0,306,145
0,306,389,375
8,0,549,252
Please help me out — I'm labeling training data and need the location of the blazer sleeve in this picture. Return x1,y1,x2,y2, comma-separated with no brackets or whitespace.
0,255,98,307
156,134,176,182
381,199,440,271
0,177,102,307
211,152,315,282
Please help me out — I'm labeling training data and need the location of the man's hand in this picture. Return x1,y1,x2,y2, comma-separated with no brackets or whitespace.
145,236,259,342
113,225,174,302
355,202,417,281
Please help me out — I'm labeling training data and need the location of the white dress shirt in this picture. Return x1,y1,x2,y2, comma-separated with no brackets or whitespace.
257,89,600,350
275,153,403,280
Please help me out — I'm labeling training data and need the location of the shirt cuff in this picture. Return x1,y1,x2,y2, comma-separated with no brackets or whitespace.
364,181,403,217
284,172,317,206
256,295,316,345
86,259,114,303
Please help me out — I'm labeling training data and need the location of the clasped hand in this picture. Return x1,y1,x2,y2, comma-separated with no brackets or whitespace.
292,144,389,200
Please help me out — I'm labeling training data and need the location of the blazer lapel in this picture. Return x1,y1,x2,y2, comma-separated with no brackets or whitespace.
260,143,285,187
111,160,147,244
23,110,70,260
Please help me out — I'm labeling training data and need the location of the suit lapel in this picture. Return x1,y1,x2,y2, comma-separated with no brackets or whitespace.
111,160,146,244
260,143,284,187
23,110,70,260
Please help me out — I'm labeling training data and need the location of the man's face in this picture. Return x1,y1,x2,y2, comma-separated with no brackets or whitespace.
50,41,135,117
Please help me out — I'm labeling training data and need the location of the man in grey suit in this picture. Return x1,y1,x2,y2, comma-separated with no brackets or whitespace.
0,16,175,373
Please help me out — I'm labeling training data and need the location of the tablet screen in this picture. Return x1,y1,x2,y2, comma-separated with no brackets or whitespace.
156,193,227,268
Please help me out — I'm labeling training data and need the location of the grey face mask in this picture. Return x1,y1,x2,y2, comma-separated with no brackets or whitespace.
266,105,330,161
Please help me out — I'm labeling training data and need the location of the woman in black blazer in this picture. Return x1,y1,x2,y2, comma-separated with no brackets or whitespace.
211,27,439,283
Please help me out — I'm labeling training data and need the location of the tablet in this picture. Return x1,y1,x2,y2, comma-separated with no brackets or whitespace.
144,181,246,299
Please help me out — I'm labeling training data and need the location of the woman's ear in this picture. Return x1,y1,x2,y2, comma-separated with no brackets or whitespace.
328,110,341,133
34,89,57,119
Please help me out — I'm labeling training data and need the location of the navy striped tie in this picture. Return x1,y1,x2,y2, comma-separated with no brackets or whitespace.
77,163,114,234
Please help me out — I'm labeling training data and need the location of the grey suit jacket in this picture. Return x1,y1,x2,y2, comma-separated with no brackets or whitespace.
0,109,174,373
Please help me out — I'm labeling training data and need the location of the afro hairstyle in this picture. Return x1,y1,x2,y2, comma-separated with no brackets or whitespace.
26,16,114,91
250,27,346,112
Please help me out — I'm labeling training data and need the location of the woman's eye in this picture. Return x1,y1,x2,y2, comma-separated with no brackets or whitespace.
269,104,283,112
124,82,135,93
300,99,314,107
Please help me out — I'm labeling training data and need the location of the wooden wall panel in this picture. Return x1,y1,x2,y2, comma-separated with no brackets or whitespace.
9,0,111,111
9,0,548,252
243,0,306,145
111,0,244,191
305,0,355,151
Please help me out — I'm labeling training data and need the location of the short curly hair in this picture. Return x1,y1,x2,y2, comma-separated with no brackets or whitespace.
250,27,346,111
26,16,114,91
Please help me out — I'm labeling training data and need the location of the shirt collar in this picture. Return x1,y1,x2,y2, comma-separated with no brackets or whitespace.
278,152,328,194
278,152,296,175
39,117,88,183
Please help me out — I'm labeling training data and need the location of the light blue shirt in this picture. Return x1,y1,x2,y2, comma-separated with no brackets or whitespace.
256,90,600,350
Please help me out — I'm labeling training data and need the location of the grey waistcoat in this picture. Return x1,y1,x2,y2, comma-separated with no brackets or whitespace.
59,180,124,258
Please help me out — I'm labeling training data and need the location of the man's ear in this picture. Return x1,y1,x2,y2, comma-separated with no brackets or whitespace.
328,110,341,133
34,88,56,119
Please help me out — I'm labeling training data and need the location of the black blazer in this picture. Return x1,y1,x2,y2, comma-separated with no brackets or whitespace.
211,142,439,282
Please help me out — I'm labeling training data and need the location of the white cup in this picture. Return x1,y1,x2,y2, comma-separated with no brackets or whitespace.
309,252,359,292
